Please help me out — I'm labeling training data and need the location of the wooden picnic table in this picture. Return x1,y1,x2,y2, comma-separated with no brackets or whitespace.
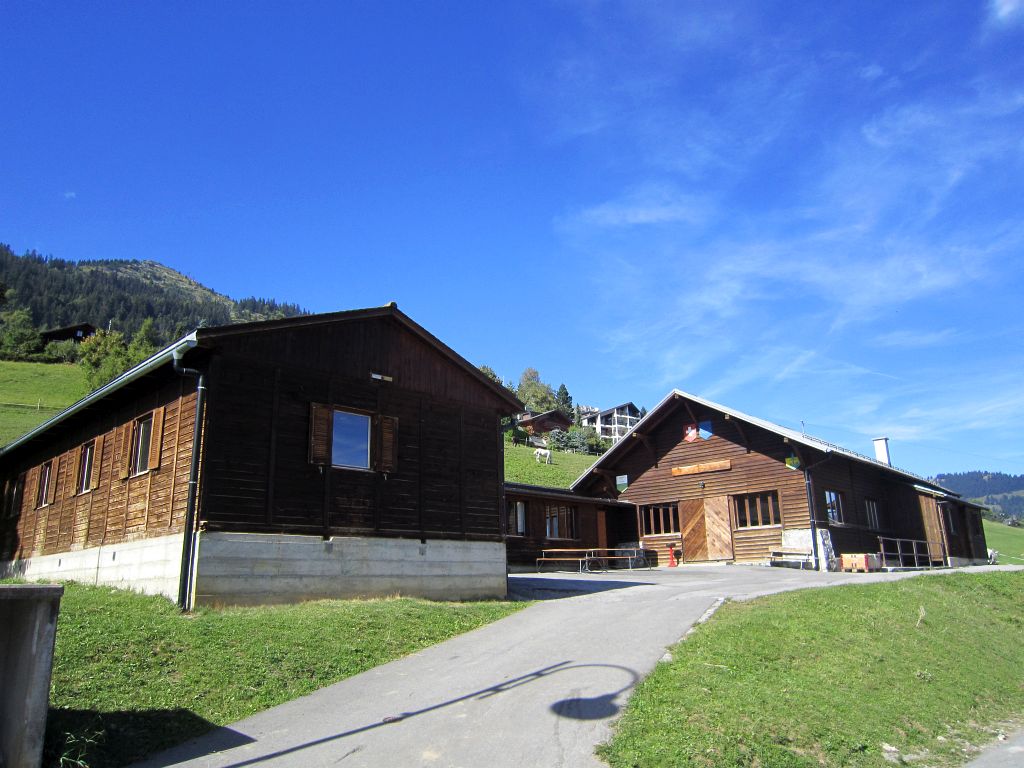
535,547,653,573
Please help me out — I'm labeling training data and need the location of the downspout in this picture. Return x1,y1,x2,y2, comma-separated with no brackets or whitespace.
802,469,821,571
173,347,207,612
801,452,838,571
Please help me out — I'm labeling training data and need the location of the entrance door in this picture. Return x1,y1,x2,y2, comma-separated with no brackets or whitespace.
680,499,707,561
680,496,734,562
704,495,734,560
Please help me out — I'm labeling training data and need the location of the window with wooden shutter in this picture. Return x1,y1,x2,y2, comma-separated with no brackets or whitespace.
35,462,53,508
309,403,332,465
147,407,165,470
377,415,398,473
118,424,133,480
90,435,104,489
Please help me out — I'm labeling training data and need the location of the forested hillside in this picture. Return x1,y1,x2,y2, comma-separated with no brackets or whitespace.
935,471,1024,521
0,244,306,343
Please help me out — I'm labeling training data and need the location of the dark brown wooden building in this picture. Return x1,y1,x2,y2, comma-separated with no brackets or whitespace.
0,305,522,606
502,482,634,568
572,390,988,569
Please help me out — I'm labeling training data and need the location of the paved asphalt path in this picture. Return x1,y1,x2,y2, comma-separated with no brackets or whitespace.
133,564,1017,768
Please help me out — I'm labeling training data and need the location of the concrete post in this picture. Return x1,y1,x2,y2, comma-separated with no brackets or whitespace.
0,584,64,768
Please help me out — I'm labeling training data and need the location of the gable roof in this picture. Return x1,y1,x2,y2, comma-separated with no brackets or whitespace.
0,304,522,459
570,388,959,497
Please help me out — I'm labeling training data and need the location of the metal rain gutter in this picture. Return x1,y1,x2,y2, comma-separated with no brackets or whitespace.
0,333,199,458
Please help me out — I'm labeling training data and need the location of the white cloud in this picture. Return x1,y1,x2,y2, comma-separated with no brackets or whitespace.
989,0,1024,26
63,191,77,200
569,184,711,228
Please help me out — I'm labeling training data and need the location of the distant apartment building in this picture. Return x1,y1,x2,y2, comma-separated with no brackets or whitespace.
580,403,642,443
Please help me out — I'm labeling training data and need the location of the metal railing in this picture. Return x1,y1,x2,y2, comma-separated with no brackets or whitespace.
878,536,945,569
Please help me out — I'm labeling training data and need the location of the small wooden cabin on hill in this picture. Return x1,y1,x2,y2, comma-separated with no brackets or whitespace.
572,390,988,569
0,305,522,606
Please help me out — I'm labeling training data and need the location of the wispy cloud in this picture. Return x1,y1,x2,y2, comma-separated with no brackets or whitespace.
63,191,77,200
566,183,712,228
988,0,1024,26
870,328,964,349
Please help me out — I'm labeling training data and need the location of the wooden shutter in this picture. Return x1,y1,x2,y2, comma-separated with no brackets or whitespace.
147,407,165,470
118,424,133,480
377,416,398,473
73,446,84,494
308,403,332,465
90,435,104,489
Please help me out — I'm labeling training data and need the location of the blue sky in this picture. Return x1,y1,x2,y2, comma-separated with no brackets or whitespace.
2,1,1023,477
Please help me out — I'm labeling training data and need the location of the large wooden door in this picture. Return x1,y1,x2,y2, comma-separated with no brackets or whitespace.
680,499,707,561
704,495,734,560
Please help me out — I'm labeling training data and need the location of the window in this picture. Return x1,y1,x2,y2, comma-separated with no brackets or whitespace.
2,474,25,518
734,491,781,527
544,503,577,540
309,403,398,473
332,410,371,469
36,461,53,508
131,414,154,476
640,503,680,536
77,441,96,494
944,505,957,535
507,499,527,536
824,489,844,523
865,498,881,530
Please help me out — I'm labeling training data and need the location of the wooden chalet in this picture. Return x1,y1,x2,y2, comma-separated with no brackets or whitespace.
517,409,572,436
39,323,96,344
0,305,523,606
502,482,634,568
572,390,988,569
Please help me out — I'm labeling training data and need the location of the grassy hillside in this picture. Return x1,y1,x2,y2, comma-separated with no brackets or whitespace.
503,443,599,488
0,360,90,445
984,518,1024,564
33,582,524,768
602,570,1024,768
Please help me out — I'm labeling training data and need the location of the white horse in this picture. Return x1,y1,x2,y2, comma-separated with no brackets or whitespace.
534,448,552,464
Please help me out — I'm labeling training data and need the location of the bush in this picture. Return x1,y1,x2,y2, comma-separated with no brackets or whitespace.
41,339,82,363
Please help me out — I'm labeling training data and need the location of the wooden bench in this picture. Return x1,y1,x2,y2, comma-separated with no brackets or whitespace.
535,555,602,573
769,550,814,570
587,549,654,571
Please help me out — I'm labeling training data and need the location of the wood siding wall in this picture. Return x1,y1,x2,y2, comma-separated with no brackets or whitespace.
1,375,197,560
199,321,508,542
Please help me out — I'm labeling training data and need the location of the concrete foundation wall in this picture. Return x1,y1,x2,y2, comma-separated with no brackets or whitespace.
0,534,184,601
948,556,988,567
194,532,508,606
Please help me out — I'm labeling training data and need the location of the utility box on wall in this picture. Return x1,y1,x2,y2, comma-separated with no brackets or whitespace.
0,584,64,768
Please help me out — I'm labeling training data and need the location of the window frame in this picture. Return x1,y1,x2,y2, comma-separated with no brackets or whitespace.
864,498,881,530
640,502,680,536
944,505,958,536
130,414,154,477
507,499,527,537
544,503,577,540
36,461,53,508
77,440,96,495
331,408,373,471
733,491,782,528
824,489,845,524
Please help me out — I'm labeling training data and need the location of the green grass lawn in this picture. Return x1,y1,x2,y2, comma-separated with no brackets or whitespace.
37,583,524,768
600,570,1024,768
984,518,1024,564
0,360,90,445
503,442,599,488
